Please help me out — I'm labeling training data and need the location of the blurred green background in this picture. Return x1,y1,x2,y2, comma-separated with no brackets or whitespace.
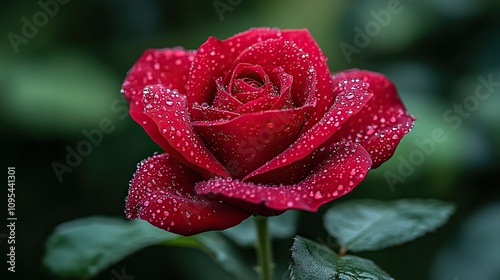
1,0,500,279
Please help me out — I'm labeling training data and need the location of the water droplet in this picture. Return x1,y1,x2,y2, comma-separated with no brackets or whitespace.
166,100,174,105
143,201,150,206
314,191,323,199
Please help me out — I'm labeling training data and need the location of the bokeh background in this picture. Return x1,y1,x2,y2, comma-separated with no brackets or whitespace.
1,0,500,279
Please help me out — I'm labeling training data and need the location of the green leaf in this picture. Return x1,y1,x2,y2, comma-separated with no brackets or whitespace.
223,210,299,246
43,216,178,279
289,236,394,280
43,216,255,280
323,199,455,252
163,233,256,279
196,232,256,280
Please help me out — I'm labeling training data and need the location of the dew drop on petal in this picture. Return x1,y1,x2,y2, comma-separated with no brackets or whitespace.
314,191,323,199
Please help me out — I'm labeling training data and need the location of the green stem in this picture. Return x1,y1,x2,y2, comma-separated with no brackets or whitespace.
254,216,274,280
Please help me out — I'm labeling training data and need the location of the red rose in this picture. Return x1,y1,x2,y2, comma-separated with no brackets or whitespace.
122,28,414,236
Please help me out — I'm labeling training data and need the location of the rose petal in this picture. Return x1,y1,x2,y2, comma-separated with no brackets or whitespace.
187,28,287,108
266,66,294,110
212,78,245,111
143,85,230,178
245,149,318,185
192,106,310,178
232,87,269,103
195,142,372,215
244,77,373,181
122,48,195,103
125,153,250,236
328,70,415,167
282,29,335,131
122,49,197,165
232,38,317,107
212,65,293,114
226,63,269,99
191,103,240,122
234,95,278,114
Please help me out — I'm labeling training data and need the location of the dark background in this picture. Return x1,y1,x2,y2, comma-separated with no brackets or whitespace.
1,0,500,279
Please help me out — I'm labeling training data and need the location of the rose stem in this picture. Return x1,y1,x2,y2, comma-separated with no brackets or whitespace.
254,215,274,280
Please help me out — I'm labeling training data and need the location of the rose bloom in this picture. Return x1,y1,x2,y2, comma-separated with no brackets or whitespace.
121,28,414,236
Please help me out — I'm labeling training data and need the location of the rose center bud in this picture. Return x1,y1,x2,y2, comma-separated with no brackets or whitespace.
225,63,275,104
192,59,304,179
239,76,263,88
